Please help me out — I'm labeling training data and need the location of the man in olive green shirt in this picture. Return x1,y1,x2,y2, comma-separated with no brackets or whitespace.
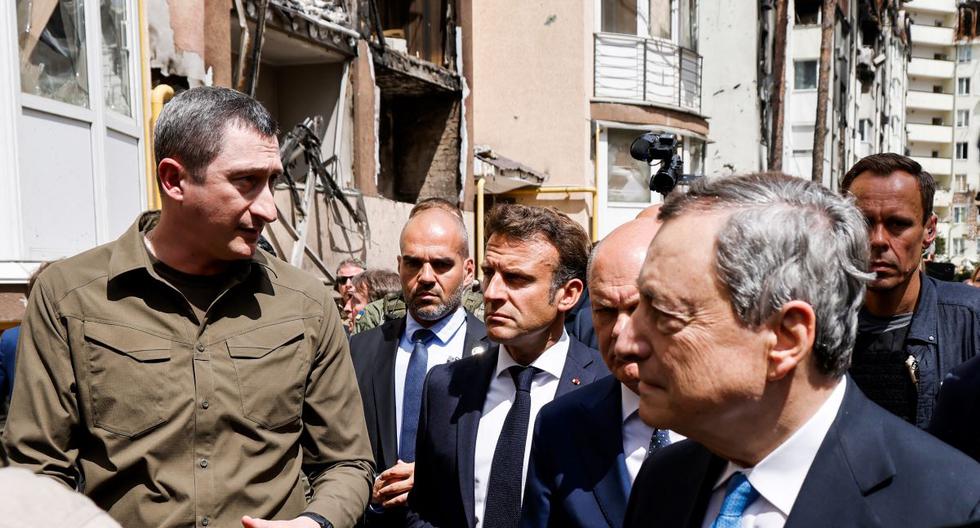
2,87,373,528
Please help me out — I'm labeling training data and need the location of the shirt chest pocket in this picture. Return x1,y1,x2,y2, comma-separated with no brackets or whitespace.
82,321,177,438
226,320,308,429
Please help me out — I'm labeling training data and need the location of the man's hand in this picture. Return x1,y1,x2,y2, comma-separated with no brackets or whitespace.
241,515,320,528
371,460,416,509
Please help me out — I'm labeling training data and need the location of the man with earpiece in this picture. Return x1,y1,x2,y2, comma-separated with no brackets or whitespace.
841,153,980,431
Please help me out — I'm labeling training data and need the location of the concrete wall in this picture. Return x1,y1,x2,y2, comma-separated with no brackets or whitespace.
698,1,764,176
470,0,593,187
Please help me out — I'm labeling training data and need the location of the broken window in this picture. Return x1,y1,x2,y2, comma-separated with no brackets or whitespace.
958,110,970,127
377,0,449,66
959,77,971,95
795,0,820,26
101,0,131,116
377,93,461,204
957,141,969,160
17,0,90,107
794,60,817,90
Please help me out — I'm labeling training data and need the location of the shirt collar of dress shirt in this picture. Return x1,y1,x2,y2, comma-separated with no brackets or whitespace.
621,383,641,424
404,305,467,345
496,330,570,381
711,376,847,516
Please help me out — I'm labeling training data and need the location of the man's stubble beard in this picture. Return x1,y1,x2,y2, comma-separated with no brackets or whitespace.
412,281,467,322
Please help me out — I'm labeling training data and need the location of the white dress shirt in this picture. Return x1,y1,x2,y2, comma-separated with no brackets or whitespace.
620,384,685,483
394,307,469,448
472,331,570,528
700,378,848,528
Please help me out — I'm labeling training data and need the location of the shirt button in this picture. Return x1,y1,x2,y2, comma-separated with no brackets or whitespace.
202,517,210,526
196,343,205,352
200,459,208,468
201,400,210,409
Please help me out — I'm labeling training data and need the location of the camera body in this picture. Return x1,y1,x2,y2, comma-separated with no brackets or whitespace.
629,132,687,196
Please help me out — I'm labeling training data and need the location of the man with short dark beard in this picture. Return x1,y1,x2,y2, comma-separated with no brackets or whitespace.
350,199,489,527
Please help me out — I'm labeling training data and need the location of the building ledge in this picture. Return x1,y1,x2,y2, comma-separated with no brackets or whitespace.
238,0,359,59
590,100,709,137
372,47,462,96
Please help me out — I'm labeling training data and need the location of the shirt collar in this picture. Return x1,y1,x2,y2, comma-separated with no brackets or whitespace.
621,383,641,424
108,211,275,283
404,306,467,345
711,377,848,516
496,330,570,381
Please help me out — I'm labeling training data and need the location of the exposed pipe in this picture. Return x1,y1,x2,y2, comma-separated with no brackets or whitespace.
138,0,154,209
476,176,485,279
149,84,175,210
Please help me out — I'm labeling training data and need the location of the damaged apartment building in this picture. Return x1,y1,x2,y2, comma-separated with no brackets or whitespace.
139,0,469,282
699,0,909,189
0,0,470,325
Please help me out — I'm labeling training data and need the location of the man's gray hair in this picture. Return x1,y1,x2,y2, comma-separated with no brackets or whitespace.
659,173,873,378
154,86,278,182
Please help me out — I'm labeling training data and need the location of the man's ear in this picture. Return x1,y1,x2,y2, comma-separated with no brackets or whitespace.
463,257,475,284
554,278,584,313
157,158,188,202
767,300,816,381
923,213,938,248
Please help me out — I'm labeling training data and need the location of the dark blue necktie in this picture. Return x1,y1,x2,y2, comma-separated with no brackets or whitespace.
647,428,671,456
399,328,435,462
482,365,540,528
710,473,760,528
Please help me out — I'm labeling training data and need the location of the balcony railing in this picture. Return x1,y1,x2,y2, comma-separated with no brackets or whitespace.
909,57,955,79
910,24,955,46
912,156,953,175
594,32,702,114
907,90,954,111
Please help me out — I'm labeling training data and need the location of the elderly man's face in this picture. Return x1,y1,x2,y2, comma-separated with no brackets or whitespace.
614,212,771,432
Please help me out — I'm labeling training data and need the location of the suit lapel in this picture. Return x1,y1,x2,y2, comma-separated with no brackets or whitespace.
455,346,499,528
373,317,406,470
556,338,600,396
786,380,888,528
461,313,489,359
587,377,631,527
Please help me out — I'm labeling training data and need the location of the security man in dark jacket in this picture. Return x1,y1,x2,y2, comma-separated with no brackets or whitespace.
841,153,980,428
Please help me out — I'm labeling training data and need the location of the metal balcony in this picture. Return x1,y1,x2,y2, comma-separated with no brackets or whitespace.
593,32,702,114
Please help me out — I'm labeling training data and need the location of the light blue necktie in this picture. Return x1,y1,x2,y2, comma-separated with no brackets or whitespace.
399,328,435,462
710,473,760,528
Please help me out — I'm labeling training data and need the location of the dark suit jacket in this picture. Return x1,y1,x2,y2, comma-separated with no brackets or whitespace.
929,354,980,462
520,374,630,528
407,338,607,528
623,380,980,528
350,313,488,528
350,312,489,473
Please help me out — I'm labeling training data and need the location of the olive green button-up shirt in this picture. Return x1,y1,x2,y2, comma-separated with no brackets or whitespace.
3,214,373,527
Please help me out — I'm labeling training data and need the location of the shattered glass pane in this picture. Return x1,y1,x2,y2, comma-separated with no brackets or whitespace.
101,0,131,116
17,0,90,107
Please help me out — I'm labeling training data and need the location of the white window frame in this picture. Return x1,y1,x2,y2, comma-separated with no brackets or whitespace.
957,142,969,160
794,60,818,91
0,0,146,280
959,45,973,63
958,110,971,128
958,77,971,95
